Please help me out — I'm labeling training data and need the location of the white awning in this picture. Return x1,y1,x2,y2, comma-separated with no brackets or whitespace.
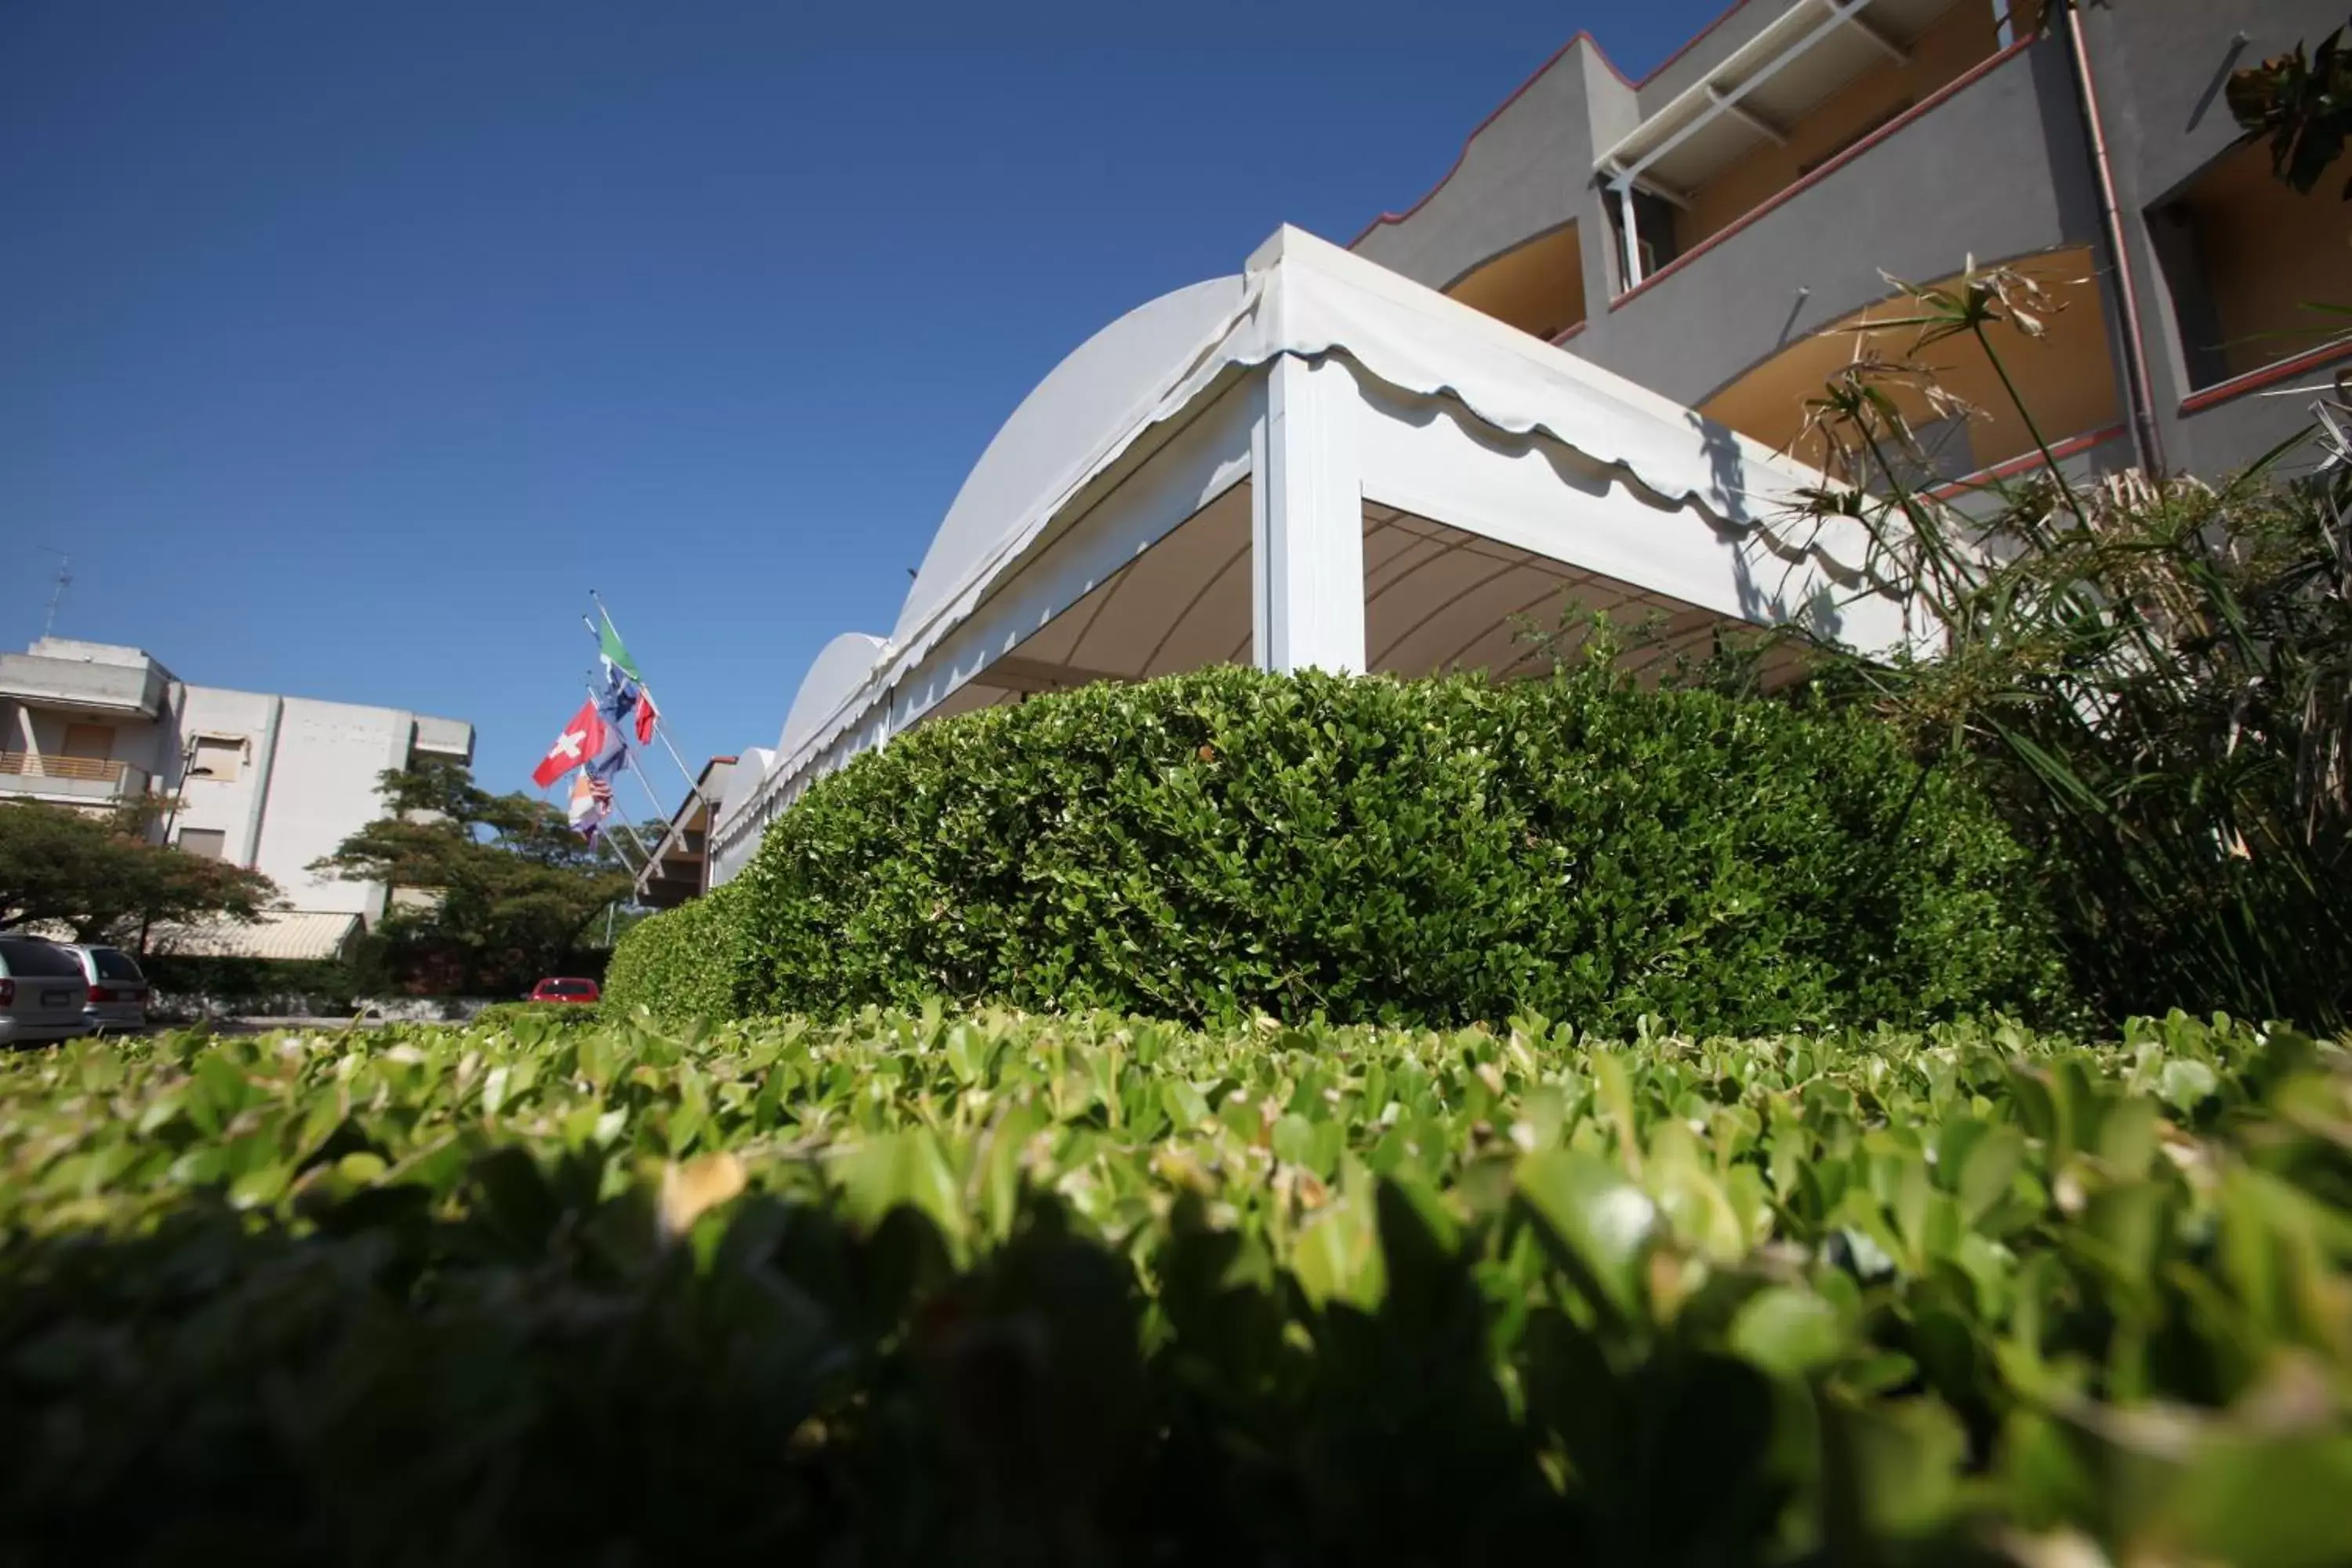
150,910,363,962
1595,0,1957,199
750,225,1886,795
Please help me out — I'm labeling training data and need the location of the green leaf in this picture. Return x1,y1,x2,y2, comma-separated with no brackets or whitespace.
1514,1149,1657,1319
2160,1057,2219,1113
839,1129,968,1254
1730,1285,1846,1377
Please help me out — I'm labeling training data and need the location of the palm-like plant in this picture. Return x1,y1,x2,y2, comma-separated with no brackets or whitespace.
1777,263,2352,1026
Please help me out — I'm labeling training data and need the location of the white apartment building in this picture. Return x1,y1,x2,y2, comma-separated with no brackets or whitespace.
0,637,474,957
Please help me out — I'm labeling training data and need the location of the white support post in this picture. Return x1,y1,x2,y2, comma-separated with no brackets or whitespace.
1612,182,1645,289
1250,354,1365,674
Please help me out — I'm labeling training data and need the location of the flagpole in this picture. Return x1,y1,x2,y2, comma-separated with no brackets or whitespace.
586,592,706,800
620,739,673,828
591,811,641,875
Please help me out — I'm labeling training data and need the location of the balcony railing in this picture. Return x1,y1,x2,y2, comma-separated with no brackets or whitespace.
0,752,151,799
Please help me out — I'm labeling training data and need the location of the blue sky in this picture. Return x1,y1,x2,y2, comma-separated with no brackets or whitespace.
4,0,1733,813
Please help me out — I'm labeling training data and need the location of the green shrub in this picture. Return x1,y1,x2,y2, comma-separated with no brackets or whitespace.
139,953,361,1006
734,666,2065,1031
601,880,746,1022
1,1009,2344,1563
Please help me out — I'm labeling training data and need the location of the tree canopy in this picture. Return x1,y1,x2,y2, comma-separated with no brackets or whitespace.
0,801,279,946
310,757,635,993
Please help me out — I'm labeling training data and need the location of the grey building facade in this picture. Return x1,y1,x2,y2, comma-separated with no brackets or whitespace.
1351,0,2347,492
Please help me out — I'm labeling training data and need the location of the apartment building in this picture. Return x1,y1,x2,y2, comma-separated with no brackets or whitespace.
698,0,2347,884
0,637,474,956
1352,0,2347,492
630,755,736,909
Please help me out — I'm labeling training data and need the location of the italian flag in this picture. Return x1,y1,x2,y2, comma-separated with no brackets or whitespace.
600,614,660,744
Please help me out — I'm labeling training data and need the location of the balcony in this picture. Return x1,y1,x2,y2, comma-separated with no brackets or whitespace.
1584,37,2099,411
0,751,152,805
411,713,476,760
0,649,170,720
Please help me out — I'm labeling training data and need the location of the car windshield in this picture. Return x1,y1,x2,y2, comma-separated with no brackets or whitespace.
541,980,594,996
90,949,144,982
0,939,85,979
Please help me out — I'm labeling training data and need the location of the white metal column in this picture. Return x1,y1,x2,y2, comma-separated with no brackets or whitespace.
1251,353,1365,673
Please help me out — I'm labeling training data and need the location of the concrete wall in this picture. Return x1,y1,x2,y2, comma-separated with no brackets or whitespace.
0,643,171,719
170,686,281,866
2077,0,2352,478
1344,0,2338,485
246,698,423,920
1353,40,1606,294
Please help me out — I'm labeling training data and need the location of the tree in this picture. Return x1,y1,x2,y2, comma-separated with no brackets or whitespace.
0,800,279,945
311,757,632,993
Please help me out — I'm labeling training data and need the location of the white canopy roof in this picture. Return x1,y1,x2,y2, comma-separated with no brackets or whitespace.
731,223,1886,840
778,632,887,760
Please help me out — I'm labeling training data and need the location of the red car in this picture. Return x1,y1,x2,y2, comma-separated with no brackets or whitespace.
528,978,601,1004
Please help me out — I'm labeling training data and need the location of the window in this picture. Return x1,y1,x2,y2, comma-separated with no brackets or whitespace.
2151,140,2352,391
90,948,145,982
190,735,243,783
62,724,113,760
0,938,85,979
177,828,227,858
1610,188,1681,290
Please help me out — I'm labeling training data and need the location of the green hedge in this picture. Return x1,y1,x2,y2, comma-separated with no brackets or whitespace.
733,666,2066,1031
139,953,363,1005
601,879,746,1022
2,1010,2345,1563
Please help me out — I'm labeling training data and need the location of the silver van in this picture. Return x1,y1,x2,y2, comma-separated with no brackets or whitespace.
0,935,93,1047
64,944,150,1033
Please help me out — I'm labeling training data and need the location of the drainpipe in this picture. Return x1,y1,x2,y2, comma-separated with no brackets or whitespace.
2062,2,2165,475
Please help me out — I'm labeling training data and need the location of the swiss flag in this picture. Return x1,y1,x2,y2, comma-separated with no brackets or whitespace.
532,701,606,788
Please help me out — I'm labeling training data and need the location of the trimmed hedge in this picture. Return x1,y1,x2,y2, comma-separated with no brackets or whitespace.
601,879,746,1022
140,954,364,1007
731,666,2066,1031
2,1011,2347,1563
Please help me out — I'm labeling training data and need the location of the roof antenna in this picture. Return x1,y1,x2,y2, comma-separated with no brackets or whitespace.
37,548,71,638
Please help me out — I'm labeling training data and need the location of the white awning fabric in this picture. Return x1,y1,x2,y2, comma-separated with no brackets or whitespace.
151,910,364,962
750,225,1881,808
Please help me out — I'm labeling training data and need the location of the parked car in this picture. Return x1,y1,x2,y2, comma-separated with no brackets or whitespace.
527,977,601,1004
64,943,150,1033
0,935,95,1047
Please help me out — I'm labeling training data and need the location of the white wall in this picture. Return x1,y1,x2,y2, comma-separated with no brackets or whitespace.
5,639,472,932
246,697,419,920
170,686,280,865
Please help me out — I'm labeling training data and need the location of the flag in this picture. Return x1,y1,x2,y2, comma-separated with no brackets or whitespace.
532,701,606,788
596,607,659,742
597,611,641,683
589,666,638,781
567,772,610,843
576,667,635,789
